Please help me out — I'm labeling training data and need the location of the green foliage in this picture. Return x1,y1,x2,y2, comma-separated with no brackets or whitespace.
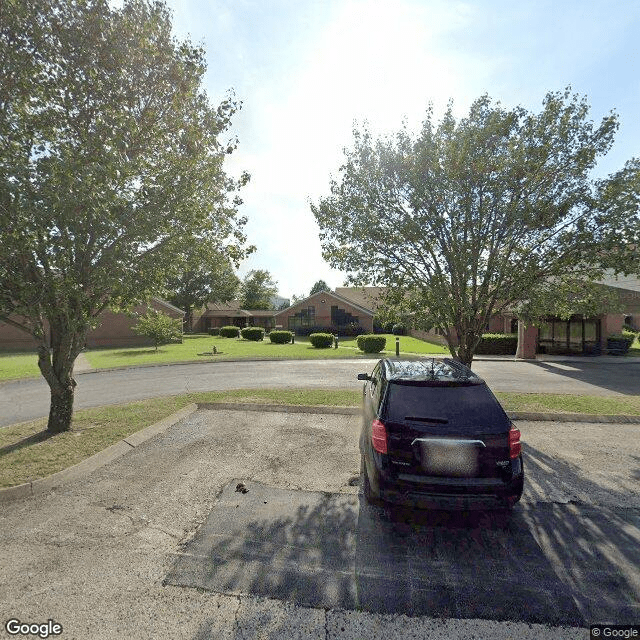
239,270,278,310
0,0,250,431
309,333,334,348
392,323,406,336
311,88,639,366
132,311,182,350
474,334,518,355
310,280,330,295
219,326,240,338
269,330,293,344
356,335,387,353
208,327,220,336
166,246,242,332
240,327,264,341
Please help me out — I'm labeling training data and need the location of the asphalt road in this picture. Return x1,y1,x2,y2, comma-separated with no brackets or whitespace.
2,407,637,638
2,358,640,427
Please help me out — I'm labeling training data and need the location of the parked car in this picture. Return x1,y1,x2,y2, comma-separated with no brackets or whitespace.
358,358,524,510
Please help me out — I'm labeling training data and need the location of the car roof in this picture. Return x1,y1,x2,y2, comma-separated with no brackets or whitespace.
381,358,484,385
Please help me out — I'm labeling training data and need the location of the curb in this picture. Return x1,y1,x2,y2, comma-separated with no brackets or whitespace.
0,403,198,504
197,402,360,415
507,411,640,424
2,402,639,504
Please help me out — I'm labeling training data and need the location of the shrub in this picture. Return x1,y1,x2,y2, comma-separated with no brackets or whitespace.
208,327,220,336
309,332,334,348
383,321,395,333
392,323,406,336
241,327,265,341
474,333,518,355
132,311,182,351
357,334,386,353
269,330,293,344
219,325,240,338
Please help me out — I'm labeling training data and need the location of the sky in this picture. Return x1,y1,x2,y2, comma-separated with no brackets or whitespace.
160,0,640,300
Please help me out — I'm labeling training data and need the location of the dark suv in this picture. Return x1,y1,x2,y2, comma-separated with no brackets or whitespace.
358,358,524,510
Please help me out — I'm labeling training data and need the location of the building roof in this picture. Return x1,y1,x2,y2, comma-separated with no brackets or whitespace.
151,297,185,315
334,287,387,312
273,289,375,317
200,301,276,318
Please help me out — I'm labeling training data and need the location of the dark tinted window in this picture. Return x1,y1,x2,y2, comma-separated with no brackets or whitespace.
385,383,508,428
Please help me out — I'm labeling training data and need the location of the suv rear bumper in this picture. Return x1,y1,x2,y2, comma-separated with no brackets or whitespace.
368,452,524,510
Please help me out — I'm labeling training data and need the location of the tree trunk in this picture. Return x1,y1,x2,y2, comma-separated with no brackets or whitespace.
47,384,76,434
37,324,85,433
184,306,193,333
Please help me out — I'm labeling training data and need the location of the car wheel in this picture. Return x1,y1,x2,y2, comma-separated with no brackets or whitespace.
361,455,381,505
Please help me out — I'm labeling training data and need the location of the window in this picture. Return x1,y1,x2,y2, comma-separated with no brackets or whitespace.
287,305,316,330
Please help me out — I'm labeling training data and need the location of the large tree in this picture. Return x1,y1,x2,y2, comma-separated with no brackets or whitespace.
312,90,640,366
309,279,330,295
239,269,278,310
0,0,251,432
166,244,242,332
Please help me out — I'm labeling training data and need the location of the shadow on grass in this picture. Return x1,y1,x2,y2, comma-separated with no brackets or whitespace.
0,429,54,456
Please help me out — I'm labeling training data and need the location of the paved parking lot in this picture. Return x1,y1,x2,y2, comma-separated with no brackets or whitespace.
1,407,638,639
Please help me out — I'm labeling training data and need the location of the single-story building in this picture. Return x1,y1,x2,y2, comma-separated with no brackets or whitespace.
192,302,276,332
274,289,376,333
0,297,184,352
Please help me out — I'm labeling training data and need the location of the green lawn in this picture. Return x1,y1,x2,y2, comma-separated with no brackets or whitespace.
0,351,40,381
82,333,448,370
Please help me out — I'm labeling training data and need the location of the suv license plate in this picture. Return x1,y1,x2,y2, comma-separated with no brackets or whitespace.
420,442,479,477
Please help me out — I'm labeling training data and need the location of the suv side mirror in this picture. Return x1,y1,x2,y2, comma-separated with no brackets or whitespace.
357,373,371,381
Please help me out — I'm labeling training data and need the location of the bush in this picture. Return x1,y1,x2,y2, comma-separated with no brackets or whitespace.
392,323,406,336
219,325,240,338
208,327,220,336
132,311,182,351
383,321,395,333
474,333,518,355
309,332,334,348
269,330,293,344
241,327,265,341
356,334,387,353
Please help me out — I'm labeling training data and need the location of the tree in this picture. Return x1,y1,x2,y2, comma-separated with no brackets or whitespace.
166,244,241,332
312,90,640,367
310,279,330,295
132,310,182,350
0,0,251,432
239,270,278,310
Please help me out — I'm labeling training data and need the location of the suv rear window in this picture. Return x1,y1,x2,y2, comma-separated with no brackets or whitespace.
385,382,509,428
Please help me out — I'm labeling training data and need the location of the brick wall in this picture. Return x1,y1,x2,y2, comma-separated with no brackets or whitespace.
0,300,183,351
275,292,374,333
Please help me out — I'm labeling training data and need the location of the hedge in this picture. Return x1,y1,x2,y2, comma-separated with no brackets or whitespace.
392,323,406,336
208,327,220,336
241,327,265,341
309,332,334,348
269,330,293,344
474,333,518,355
357,334,386,353
219,325,240,338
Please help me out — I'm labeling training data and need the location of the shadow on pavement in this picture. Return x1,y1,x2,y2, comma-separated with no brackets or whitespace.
524,360,640,396
164,475,640,628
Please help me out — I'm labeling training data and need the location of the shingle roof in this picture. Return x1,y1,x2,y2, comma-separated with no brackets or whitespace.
333,287,387,312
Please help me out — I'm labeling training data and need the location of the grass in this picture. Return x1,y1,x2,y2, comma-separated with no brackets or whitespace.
494,392,640,415
0,351,40,381
82,333,448,370
2,387,640,489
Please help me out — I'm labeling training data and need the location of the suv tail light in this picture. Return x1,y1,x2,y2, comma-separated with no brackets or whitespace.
509,424,521,459
371,419,388,454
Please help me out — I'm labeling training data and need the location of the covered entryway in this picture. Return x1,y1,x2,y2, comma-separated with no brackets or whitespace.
537,315,601,355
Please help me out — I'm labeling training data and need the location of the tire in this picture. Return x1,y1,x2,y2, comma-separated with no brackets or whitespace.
361,455,381,505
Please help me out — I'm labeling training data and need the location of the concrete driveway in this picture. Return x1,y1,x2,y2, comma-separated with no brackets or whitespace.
1,406,637,639
2,357,640,427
